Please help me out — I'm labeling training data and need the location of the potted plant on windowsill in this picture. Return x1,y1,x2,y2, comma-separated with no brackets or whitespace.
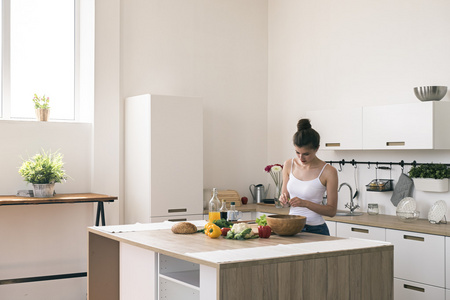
408,163,450,192
33,94,50,121
18,149,68,197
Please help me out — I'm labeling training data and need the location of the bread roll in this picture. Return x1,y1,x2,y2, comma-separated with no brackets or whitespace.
171,222,198,234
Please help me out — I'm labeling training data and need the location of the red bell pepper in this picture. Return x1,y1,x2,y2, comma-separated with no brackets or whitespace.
221,227,231,236
258,225,271,238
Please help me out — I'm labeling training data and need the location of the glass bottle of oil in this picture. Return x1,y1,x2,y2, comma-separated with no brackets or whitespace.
219,200,228,220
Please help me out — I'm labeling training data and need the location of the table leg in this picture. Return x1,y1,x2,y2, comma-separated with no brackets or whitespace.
95,202,106,226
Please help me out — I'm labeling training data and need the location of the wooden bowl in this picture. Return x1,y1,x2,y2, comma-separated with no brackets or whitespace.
266,214,306,236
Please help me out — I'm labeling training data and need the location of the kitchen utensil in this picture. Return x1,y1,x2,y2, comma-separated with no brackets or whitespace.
266,214,306,236
414,86,447,101
249,184,269,203
396,197,417,212
428,200,447,224
396,210,420,222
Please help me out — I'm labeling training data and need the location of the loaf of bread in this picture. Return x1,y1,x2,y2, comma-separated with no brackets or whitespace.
171,222,198,234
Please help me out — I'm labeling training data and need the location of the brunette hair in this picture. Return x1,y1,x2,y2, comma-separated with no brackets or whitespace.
293,119,320,149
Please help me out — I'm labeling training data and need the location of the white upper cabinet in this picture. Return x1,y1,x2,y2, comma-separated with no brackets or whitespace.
363,102,450,150
308,102,450,150
306,108,363,150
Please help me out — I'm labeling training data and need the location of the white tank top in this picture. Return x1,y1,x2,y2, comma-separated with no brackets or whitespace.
287,159,327,226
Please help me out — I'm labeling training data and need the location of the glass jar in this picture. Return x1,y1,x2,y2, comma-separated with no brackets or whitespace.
367,203,379,215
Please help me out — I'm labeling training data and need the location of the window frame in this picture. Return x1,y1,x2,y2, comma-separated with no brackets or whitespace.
1,0,80,121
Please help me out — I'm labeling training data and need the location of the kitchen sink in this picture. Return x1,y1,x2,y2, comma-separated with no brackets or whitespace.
335,211,364,216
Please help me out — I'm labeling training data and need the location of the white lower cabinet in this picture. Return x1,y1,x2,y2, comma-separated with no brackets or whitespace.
446,237,450,288
386,229,445,288
121,242,217,300
336,222,385,241
325,221,336,236
394,278,445,300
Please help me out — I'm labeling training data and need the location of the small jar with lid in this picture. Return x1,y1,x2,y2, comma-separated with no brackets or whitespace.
367,203,379,215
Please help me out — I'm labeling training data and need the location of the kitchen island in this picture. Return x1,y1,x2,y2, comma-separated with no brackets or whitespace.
88,222,393,300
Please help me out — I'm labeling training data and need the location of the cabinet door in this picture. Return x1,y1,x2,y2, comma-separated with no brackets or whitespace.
325,221,336,237
394,278,445,300
386,229,445,288
446,237,450,288
305,108,362,150
336,222,385,241
363,103,433,149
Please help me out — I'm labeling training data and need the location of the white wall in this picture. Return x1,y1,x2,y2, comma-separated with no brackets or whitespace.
120,0,269,208
268,0,450,216
0,121,92,299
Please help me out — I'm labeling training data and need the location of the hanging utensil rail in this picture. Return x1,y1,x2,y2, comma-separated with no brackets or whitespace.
327,159,450,171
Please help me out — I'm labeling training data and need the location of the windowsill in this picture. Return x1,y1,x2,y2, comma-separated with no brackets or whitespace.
0,118,92,124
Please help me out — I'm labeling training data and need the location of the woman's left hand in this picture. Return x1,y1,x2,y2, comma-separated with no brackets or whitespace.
288,197,307,208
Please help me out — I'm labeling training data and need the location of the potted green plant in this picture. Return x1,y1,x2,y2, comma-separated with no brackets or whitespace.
18,150,68,197
408,163,450,192
33,94,50,121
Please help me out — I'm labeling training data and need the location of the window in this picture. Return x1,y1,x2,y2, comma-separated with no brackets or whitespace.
2,0,77,120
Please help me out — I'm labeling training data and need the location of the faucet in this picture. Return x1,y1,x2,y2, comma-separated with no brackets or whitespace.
338,183,359,213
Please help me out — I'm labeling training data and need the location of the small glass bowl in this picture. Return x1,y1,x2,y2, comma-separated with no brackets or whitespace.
396,210,420,222
367,203,379,215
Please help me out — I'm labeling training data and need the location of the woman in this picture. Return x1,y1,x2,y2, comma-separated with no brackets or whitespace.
279,119,338,235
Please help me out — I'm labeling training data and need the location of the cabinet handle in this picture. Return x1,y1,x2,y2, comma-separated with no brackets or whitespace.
403,284,425,293
386,141,405,146
168,218,187,222
168,208,187,213
325,143,340,147
351,227,369,234
403,235,424,242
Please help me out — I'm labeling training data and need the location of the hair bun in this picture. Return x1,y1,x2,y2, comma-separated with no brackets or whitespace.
297,119,312,131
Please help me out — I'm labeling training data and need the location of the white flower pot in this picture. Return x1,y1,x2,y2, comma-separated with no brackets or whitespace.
33,183,55,197
413,178,449,193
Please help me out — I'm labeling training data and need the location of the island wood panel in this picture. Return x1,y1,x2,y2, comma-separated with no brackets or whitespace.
88,233,119,300
219,249,393,300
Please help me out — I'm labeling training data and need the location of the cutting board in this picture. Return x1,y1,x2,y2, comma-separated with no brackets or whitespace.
215,190,241,207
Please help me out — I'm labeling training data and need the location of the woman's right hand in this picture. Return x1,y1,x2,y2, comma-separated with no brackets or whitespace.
279,193,290,206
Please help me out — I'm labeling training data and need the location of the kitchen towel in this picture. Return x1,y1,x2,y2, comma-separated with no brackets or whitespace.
390,173,414,206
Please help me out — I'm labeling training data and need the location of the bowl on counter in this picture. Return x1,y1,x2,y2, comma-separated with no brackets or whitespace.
414,86,447,101
266,214,306,236
396,210,420,222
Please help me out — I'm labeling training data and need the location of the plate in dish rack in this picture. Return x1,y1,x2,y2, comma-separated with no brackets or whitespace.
396,197,416,212
428,200,447,224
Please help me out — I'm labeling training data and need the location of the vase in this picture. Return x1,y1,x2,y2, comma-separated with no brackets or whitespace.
35,108,49,121
274,185,283,208
33,183,55,197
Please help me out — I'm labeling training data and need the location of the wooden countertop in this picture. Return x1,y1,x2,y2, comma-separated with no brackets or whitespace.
0,193,117,206
89,225,391,269
241,202,450,236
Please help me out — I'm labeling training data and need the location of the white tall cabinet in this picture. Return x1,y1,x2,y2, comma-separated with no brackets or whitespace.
125,94,203,223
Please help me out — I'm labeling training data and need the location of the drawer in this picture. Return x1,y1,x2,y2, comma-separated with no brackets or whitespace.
150,214,204,223
386,229,445,288
394,278,444,300
336,222,385,241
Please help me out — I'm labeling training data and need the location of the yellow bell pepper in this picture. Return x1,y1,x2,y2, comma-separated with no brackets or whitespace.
205,224,221,239
204,222,214,235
